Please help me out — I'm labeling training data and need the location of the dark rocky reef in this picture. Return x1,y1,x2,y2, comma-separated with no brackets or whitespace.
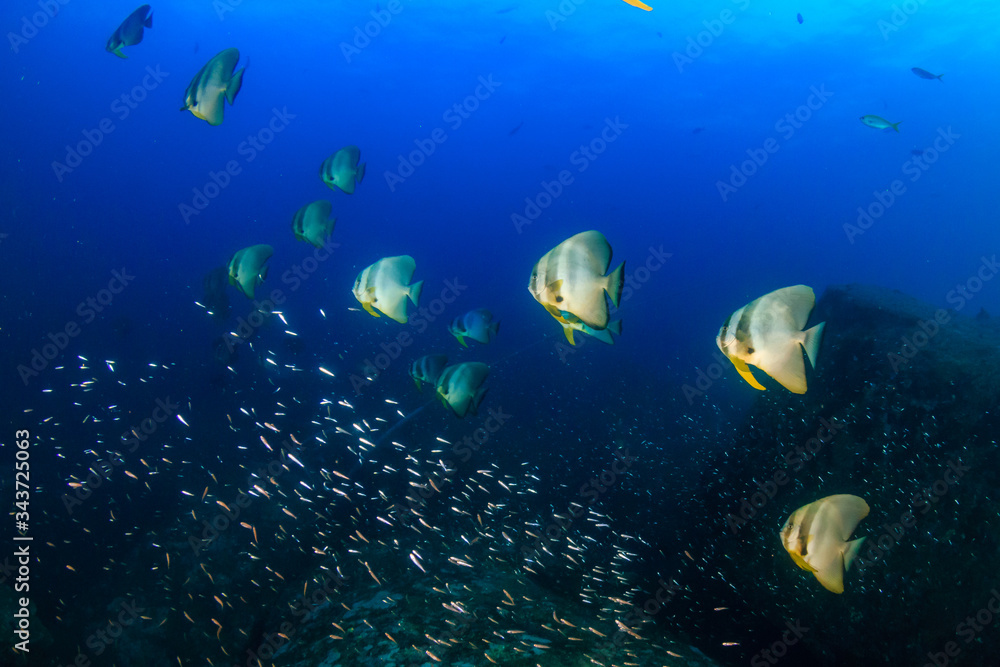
677,284,1000,666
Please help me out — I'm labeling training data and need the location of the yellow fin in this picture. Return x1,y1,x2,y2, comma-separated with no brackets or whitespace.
622,0,653,9
732,358,767,391
362,302,380,318
562,325,576,346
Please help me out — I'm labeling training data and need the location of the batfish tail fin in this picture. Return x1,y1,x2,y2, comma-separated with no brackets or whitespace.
802,321,825,368
226,68,245,106
843,537,866,572
606,260,625,308
408,280,423,306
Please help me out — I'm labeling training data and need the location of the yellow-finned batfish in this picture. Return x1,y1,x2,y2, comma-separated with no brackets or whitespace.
716,285,825,394
448,309,500,348
320,146,366,194
409,354,448,390
557,315,622,346
352,255,423,324
181,48,245,126
622,0,652,10
227,244,273,299
781,494,869,594
436,362,489,418
528,230,625,331
106,5,152,59
860,115,900,132
291,200,336,249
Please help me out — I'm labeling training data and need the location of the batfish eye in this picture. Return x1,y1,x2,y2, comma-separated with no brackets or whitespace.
555,296,563,303
747,347,755,354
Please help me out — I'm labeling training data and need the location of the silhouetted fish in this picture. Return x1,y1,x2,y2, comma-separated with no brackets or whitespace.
509,121,524,136
911,67,944,81
796,12,803,24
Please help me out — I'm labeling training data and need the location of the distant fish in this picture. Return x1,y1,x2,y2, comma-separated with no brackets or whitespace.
860,114,901,132
320,146,366,195
910,148,925,156
496,6,516,13
353,255,422,323
409,354,448,390
436,362,490,418
106,5,152,59
796,12,803,24
911,67,944,81
781,495,869,594
291,200,336,249
508,121,524,136
227,244,273,299
691,127,705,135
499,34,506,44
181,48,245,126
622,0,653,10
449,309,500,348
716,285,825,394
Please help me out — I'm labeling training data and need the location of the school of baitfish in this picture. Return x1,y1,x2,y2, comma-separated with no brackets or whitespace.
45,4,948,664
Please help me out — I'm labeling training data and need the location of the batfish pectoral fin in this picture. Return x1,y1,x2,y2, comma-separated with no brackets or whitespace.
790,551,816,572
562,324,576,346
732,358,767,391
362,302,380,318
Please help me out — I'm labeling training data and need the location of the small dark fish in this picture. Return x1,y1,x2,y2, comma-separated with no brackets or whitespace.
911,67,944,81
796,13,803,24
496,6,516,13
499,34,506,44
910,149,924,156
657,31,663,38
509,121,524,136
692,127,705,134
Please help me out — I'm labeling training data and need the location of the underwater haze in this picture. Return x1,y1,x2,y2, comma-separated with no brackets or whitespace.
2,0,1000,665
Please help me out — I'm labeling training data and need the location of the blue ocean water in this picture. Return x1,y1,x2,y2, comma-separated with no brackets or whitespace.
2,1,999,665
